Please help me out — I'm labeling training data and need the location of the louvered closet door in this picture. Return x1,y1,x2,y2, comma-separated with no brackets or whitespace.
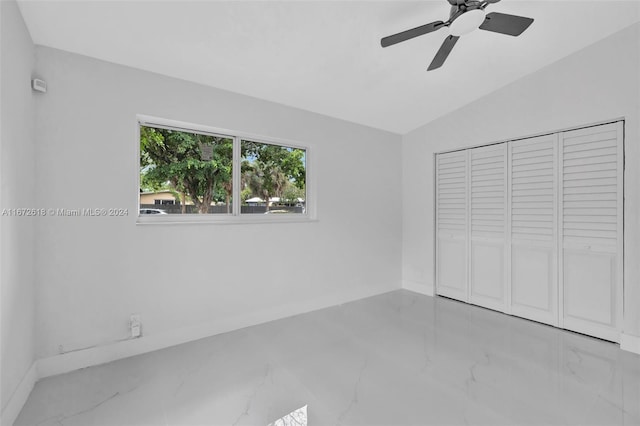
436,151,468,302
469,144,507,312
510,135,558,326
560,122,623,342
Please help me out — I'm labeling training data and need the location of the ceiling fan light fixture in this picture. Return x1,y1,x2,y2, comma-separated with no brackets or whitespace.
449,9,486,36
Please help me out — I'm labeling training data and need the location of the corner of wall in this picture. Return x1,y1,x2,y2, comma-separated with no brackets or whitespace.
401,280,434,297
0,362,38,426
1,0,38,423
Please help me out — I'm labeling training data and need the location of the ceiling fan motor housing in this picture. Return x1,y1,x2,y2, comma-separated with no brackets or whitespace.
449,2,486,36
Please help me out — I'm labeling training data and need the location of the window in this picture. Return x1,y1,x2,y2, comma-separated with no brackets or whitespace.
241,140,306,215
138,117,309,223
140,125,233,215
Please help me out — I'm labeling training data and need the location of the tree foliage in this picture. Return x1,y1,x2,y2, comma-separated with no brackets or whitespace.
140,126,232,214
241,141,306,211
282,183,305,204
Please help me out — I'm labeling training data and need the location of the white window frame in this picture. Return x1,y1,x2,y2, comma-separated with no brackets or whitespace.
136,115,315,225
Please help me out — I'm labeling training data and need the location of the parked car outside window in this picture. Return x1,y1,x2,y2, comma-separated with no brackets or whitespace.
139,208,167,215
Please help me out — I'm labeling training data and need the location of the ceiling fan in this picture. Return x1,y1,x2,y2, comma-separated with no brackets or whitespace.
381,0,534,71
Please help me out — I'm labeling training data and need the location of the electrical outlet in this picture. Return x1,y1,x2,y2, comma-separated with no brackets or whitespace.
130,314,142,338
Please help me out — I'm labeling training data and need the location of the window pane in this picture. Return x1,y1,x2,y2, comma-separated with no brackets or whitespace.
139,125,233,215
240,140,306,215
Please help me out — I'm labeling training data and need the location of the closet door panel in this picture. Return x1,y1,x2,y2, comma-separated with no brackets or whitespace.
510,135,558,326
511,244,555,323
560,122,623,342
471,240,504,301
436,151,468,301
469,144,507,311
564,250,616,325
438,239,467,296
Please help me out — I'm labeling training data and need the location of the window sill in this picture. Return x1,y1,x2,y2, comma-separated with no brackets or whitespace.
136,214,317,226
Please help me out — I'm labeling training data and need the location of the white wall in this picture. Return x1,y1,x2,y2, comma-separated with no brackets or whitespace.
0,0,37,416
402,23,640,337
33,46,402,362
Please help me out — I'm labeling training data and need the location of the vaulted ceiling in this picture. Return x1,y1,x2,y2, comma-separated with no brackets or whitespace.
17,1,640,134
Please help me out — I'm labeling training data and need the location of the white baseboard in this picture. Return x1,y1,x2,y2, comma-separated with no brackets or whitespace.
401,280,434,297
37,284,395,379
1,362,38,426
620,333,640,355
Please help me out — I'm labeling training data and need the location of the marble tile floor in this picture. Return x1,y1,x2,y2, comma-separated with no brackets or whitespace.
15,290,640,426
